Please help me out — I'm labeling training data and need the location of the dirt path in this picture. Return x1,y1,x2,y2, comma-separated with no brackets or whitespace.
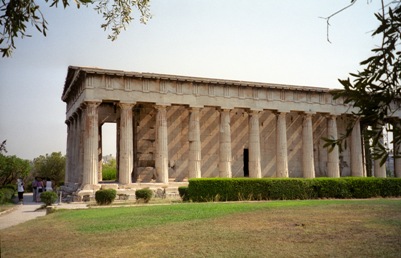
0,193,88,230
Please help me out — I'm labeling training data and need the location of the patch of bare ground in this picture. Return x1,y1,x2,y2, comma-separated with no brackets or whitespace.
0,200,400,257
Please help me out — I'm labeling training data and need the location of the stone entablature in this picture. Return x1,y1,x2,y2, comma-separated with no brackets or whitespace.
62,66,351,119
62,66,399,191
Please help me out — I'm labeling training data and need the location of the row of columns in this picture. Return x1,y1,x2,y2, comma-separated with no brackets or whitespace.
67,102,394,189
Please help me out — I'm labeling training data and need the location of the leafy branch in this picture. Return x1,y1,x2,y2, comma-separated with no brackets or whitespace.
327,1,401,167
0,0,151,57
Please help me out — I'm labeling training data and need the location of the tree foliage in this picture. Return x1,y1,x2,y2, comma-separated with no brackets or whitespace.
0,153,31,187
0,0,151,57
32,152,65,186
326,1,401,169
102,156,116,180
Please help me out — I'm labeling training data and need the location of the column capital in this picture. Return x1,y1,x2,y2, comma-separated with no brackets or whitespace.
189,105,204,109
326,114,337,119
275,111,287,118
189,106,202,112
219,107,232,112
155,103,171,107
248,110,261,117
118,102,135,109
304,112,315,117
84,101,101,108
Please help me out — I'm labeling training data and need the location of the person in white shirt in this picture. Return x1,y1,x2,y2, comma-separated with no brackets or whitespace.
45,178,53,192
17,178,24,204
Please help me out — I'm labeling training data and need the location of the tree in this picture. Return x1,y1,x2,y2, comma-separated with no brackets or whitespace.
0,0,151,57
325,1,401,171
32,152,65,186
102,156,117,180
0,153,31,186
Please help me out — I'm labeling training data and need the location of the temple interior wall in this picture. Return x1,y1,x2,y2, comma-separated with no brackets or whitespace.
122,104,352,181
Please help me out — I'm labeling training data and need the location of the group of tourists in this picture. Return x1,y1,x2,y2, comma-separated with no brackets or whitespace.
15,177,54,204
32,177,53,203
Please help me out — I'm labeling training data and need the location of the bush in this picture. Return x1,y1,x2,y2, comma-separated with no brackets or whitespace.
187,178,401,202
0,191,5,204
178,186,189,201
102,167,117,181
0,188,15,203
95,189,117,205
40,191,58,206
135,188,153,203
3,184,16,192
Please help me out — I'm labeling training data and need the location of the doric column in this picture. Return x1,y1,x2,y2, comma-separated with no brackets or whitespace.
155,105,169,184
65,119,72,184
327,115,340,177
373,125,386,177
351,118,364,176
302,113,315,178
219,109,232,178
82,101,100,188
188,107,202,178
249,110,262,178
394,120,401,178
72,112,79,184
276,112,289,177
78,109,85,185
119,103,134,184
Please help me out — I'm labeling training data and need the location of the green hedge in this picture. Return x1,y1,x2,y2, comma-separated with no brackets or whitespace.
187,178,401,202
178,186,189,201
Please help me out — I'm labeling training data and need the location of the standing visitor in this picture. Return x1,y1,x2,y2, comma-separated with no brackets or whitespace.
45,178,53,192
36,177,44,202
32,177,38,202
17,178,24,204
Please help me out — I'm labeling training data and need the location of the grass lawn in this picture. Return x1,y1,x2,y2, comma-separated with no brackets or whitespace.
1,199,400,257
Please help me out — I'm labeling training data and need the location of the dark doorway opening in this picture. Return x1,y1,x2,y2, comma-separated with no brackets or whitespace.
243,149,249,177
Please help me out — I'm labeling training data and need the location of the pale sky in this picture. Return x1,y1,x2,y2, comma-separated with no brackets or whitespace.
0,0,382,160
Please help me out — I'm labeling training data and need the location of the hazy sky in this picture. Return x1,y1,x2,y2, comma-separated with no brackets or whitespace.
0,0,382,160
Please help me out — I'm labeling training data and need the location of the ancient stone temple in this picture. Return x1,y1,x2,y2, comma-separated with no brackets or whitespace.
61,66,399,192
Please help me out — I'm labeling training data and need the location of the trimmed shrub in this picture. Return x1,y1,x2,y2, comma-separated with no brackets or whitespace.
95,189,117,205
40,191,58,206
178,186,189,201
187,177,401,202
135,188,153,203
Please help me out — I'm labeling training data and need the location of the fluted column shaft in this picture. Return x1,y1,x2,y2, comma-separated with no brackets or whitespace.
248,111,262,178
302,113,315,178
374,125,387,177
119,103,134,184
155,105,169,184
351,118,364,176
82,101,100,188
71,115,78,184
219,109,232,178
65,119,72,184
188,107,202,178
276,112,289,177
327,115,340,177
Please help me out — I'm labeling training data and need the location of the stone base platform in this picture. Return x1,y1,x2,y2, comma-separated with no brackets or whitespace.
72,181,188,202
